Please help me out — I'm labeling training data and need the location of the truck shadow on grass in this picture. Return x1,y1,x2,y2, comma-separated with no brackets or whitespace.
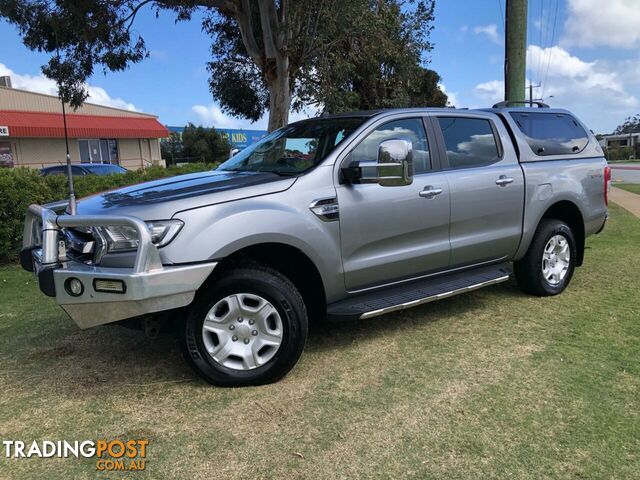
10,283,521,397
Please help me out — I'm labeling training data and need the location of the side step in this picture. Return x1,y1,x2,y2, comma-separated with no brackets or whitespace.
327,263,512,321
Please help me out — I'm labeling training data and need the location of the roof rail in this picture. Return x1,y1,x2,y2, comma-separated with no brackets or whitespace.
492,100,550,108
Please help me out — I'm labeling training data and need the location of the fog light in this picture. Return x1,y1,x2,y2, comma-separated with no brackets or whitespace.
65,278,84,297
94,279,126,294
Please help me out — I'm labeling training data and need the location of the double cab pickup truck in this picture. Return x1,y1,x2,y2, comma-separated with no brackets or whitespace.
21,104,610,387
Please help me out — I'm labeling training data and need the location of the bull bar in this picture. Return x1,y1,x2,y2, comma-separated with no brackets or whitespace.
21,202,217,329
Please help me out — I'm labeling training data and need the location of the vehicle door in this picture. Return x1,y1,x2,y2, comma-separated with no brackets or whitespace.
336,115,451,291
432,114,525,267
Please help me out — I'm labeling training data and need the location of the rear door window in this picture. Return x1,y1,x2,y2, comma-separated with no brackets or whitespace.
510,112,589,156
437,117,501,169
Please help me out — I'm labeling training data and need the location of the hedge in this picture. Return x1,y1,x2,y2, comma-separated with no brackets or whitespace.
0,163,216,262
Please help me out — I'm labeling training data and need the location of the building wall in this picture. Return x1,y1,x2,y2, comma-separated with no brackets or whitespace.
118,139,144,170
11,138,80,168
0,86,156,119
602,134,640,149
6,137,161,170
1,86,165,170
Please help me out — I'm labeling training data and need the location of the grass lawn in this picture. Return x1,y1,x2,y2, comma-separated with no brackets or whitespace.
0,204,638,479
615,183,640,195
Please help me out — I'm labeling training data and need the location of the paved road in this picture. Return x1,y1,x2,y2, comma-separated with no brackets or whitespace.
610,163,640,184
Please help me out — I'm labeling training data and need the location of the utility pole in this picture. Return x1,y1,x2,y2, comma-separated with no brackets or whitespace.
505,0,528,104
529,82,541,106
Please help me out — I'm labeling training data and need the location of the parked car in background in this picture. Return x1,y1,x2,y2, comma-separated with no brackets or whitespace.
40,163,127,177
22,104,610,387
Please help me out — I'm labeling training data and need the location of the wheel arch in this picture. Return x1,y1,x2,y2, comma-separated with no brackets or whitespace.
214,242,328,324
537,200,586,266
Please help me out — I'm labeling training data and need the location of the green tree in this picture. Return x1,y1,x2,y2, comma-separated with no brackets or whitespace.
0,0,443,131
614,115,640,134
297,0,447,113
0,0,339,130
180,123,231,164
207,0,446,118
160,132,184,164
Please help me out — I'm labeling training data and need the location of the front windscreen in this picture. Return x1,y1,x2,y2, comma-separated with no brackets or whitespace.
218,117,365,175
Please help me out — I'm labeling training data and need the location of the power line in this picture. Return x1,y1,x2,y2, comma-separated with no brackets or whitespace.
541,0,559,99
537,0,545,85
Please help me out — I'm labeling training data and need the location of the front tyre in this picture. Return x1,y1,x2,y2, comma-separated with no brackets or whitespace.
182,263,308,387
514,219,577,296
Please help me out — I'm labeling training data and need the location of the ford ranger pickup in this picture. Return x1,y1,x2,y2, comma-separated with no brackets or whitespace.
21,103,610,386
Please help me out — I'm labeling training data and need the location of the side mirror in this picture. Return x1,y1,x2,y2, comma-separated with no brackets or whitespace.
341,139,414,187
377,139,413,186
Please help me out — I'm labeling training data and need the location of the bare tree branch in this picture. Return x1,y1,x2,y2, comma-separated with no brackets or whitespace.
122,0,155,31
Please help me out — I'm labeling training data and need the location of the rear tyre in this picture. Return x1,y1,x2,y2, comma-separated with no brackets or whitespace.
181,262,308,387
514,219,577,296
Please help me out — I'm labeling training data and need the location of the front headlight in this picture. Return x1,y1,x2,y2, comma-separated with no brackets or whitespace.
94,219,184,253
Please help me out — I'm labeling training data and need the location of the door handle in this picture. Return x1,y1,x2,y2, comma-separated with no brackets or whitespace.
495,175,514,186
419,186,443,198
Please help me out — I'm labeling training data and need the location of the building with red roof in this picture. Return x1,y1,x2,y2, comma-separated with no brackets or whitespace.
0,77,168,170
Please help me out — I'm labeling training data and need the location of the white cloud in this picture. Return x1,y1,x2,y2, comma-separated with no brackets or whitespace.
191,104,268,130
0,62,137,111
474,46,638,132
473,24,501,45
190,103,318,130
562,0,640,48
618,57,640,87
474,80,504,104
438,83,459,107
149,50,168,60
83,86,136,111
526,45,636,107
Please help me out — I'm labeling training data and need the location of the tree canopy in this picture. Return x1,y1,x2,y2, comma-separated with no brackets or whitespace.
208,0,448,118
614,115,640,135
0,0,447,130
161,124,231,164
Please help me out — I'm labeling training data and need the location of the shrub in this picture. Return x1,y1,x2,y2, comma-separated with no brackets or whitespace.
0,163,216,262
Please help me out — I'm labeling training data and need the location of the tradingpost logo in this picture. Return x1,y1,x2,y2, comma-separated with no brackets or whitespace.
3,439,148,471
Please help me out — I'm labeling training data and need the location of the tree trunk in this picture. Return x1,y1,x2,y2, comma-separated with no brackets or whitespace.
266,62,291,131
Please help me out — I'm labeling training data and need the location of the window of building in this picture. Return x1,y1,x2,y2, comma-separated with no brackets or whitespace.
437,117,500,169
350,118,431,174
78,139,119,164
510,112,589,156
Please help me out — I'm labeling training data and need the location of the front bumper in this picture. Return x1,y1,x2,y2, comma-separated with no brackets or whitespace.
22,203,216,329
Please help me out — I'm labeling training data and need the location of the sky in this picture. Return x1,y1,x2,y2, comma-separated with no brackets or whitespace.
1,0,639,134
